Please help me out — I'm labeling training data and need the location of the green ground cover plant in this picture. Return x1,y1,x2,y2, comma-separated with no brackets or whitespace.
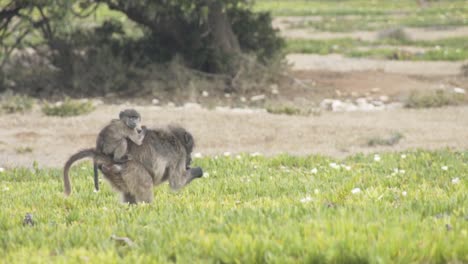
286,37,468,61
1,150,466,263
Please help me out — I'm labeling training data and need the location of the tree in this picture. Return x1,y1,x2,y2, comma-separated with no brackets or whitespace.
0,0,284,95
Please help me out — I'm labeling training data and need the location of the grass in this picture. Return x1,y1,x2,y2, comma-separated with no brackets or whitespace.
405,90,466,108
286,36,468,61
42,99,95,117
255,0,468,31
266,105,305,116
1,150,467,262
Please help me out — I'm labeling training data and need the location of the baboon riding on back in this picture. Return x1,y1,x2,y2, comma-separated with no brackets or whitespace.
63,111,203,204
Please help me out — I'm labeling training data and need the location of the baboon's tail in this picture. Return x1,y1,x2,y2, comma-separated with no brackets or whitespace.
63,148,97,196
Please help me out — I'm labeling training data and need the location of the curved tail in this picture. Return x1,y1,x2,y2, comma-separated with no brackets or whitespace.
63,148,97,196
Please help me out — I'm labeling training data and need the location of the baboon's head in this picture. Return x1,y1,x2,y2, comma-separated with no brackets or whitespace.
119,109,141,130
169,125,195,169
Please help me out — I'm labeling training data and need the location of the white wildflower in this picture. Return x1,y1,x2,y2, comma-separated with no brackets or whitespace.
250,152,262,157
402,191,407,196
3,186,9,191
0,167,4,173
451,177,460,185
204,172,210,178
441,166,448,171
401,154,407,159
223,152,231,157
300,196,313,203
311,168,318,174
235,155,242,159
103,207,108,211
93,189,99,193
374,155,381,162
351,188,361,194
344,165,351,171
329,163,340,169
193,152,203,158
314,189,320,194
399,169,405,174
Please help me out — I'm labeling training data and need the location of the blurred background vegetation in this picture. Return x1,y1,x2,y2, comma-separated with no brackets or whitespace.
0,0,285,98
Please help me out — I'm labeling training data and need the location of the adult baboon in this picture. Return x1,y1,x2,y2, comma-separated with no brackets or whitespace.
63,125,203,203
93,109,146,191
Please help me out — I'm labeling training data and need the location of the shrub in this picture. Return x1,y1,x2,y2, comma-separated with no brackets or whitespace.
368,132,404,147
405,90,463,108
42,98,95,117
0,93,34,114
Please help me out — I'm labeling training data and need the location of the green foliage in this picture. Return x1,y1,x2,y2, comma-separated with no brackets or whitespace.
287,37,468,61
266,105,306,116
0,94,34,114
230,8,285,62
0,150,467,262
0,0,284,96
367,132,404,147
42,99,95,117
405,90,464,108
15,146,33,154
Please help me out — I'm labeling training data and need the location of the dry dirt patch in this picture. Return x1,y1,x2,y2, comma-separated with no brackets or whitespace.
0,105,467,168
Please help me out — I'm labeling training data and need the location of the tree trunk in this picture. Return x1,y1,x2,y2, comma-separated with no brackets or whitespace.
208,2,240,55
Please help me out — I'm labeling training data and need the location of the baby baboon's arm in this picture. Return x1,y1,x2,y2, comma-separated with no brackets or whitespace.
113,139,129,162
127,128,145,146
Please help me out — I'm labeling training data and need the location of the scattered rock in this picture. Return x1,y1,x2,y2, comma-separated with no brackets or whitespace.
183,103,202,109
23,213,34,226
453,87,466,94
379,95,390,102
320,97,401,112
240,97,247,102
151,98,160,105
202,91,209,97
250,94,266,102
224,93,231,98
271,84,279,95
167,102,176,107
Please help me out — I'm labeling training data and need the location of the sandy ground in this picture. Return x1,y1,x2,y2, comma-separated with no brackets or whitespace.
287,54,467,76
1,105,467,168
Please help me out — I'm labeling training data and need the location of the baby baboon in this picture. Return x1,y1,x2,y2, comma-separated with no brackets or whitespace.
63,125,203,203
93,109,146,191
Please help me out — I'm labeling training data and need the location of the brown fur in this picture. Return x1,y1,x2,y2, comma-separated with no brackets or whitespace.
63,125,203,203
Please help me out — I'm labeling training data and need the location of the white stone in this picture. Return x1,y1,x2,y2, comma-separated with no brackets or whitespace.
250,94,266,102
183,103,202,109
151,98,160,105
453,87,466,94
202,91,209,97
